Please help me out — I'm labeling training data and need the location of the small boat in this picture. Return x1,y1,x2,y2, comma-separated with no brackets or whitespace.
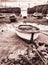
15,22,40,41
0,14,5,18
46,14,48,19
33,12,43,19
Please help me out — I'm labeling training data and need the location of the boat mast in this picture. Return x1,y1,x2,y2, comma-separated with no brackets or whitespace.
5,0,6,8
28,0,30,8
47,0,48,4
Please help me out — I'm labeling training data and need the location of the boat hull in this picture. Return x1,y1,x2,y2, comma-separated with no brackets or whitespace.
16,30,39,41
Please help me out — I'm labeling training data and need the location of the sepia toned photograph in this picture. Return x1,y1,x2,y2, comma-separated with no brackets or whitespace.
0,0,48,65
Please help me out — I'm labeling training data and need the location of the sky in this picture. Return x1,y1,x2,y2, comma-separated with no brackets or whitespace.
0,0,48,2
0,0,48,8
0,0,30,2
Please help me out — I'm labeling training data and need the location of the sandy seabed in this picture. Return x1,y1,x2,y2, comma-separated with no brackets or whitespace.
0,23,48,65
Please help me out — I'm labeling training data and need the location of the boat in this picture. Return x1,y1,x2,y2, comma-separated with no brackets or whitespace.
0,14,5,18
15,22,40,41
32,12,43,19
46,14,48,19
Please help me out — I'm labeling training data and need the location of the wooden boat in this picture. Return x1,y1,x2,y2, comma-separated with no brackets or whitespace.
46,14,48,19
0,14,5,18
15,22,40,41
33,12,43,19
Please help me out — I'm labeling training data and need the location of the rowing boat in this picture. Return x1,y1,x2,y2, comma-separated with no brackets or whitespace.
15,22,39,41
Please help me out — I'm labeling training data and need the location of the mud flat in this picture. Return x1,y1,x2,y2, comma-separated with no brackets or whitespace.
0,23,48,65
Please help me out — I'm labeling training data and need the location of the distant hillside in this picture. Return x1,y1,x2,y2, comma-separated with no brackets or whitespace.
27,4,48,14
0,7,21,16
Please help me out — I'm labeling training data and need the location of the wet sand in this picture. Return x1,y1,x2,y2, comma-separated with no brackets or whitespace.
0,17,48,65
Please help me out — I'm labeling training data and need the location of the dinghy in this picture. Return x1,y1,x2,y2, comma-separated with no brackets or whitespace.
46,14,48,19
15,22,40,41
32,12,43,19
